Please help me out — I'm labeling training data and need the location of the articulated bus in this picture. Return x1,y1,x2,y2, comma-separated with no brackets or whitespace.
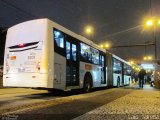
3,18,132,92
111,55,132,87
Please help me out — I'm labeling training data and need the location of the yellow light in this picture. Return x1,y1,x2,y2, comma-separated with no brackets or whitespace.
148,56,152,60
158,20,160,25
143,56,147,60
129,61,134,65
131,61,134,64
143,56,152,60
146,20,153,26
105,44,109,48
85,25,93,35
128,60,135,65
86,28,91,33
100,44,104,48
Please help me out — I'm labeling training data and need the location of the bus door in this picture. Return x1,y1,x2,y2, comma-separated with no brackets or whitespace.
66,37,79,87
100,54,106,84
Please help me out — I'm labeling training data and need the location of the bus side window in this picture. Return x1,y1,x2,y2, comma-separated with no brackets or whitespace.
66,41,70,60
54,30,64,48
113,58,122,74
53,29,65,56
80,43,91,62
91,48,99,65
72,44,77,61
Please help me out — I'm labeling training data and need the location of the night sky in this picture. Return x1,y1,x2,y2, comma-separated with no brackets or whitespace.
0,0,160,62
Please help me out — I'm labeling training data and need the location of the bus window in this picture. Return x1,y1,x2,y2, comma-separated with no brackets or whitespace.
54,30,64,48
92,48,99,65
80,43,91,62
124,64,132,76
102,56,104,66
66,41,70,60
113,58,122,74
72,44,77,61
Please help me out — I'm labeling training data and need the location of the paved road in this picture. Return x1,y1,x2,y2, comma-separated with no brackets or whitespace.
0,87,133,120
0,88,63,114
0,85,159,120
74,86,160,120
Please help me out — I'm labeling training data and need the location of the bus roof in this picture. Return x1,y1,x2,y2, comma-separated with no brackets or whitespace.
8,18,106,53
8,18,130,65
112,54,130,66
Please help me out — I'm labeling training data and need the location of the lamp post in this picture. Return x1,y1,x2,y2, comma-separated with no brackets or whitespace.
153,25,157,59
145,18,160,60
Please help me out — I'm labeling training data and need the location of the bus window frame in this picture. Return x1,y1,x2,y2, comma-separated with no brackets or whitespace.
53,28,66,57
80,42,103,65
113,58,122,74
123,63,132,76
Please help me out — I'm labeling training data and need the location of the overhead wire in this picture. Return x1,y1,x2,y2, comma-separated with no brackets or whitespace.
99,25,143,42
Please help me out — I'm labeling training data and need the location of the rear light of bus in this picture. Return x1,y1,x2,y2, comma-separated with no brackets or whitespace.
19,43,25,48
36,61,40,71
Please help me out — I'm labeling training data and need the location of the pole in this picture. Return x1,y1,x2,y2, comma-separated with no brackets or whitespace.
154,26,157,59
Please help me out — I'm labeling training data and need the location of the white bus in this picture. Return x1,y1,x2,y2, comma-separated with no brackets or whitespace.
111,55,132,87
3,18,132,91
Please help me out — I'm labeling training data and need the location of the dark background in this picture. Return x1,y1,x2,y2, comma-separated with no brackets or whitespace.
0,0,160,64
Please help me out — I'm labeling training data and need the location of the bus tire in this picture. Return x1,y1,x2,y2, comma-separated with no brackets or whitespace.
117,76,120,87
83,74,92,92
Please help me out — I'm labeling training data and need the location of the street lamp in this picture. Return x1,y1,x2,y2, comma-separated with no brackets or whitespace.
100,44,104,48
143,55,152,61
85,25,94,35
145,18,160,59
148,56,152,60
100,43,110,49
158,20,160,25
105,43,110,48
146,19,153,26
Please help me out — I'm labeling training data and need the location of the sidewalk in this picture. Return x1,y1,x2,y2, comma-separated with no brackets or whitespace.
125,83,159,91
73,84,160,120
